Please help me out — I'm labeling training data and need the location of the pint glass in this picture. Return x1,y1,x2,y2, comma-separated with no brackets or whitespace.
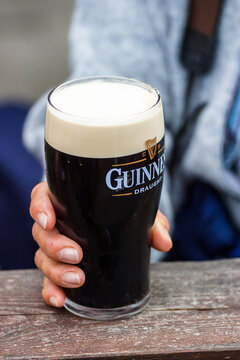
45,76,165,319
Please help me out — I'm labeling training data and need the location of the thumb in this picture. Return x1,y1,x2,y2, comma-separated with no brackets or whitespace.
151,210,172,252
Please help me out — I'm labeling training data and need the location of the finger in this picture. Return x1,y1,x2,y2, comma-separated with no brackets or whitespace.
157,210,170,232
30,182,56,231
151,210,172,252
32,222,83,264
42,277,66,308
35,248,85,288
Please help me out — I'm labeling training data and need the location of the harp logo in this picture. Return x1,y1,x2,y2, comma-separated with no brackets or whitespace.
145,137,157,160
105,137,165,196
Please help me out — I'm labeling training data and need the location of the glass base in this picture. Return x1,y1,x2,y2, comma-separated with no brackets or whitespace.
64,292,151,320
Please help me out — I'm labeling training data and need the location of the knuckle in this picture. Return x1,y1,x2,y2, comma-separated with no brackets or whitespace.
34,248,42,269
46,265,56,282
32,222,39,241
33,198,44,213
29,200,36,221
44,235,55,252
43,277,48,287
31,183,41,199
30,182,47,206
35,250,53,281
41,286,47,301
41,233,58,260
29,202,33,218
29,198,43,222
34,249,40,268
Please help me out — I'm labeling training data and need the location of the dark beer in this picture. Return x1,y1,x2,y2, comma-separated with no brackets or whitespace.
45,77,165,319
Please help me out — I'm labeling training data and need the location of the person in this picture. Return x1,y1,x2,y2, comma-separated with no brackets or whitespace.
25,0,240,308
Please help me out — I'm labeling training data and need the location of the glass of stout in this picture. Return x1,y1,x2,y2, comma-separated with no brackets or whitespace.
45,76,165,320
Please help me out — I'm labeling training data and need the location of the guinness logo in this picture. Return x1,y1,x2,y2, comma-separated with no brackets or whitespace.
105,138,165,196
145,137,157,160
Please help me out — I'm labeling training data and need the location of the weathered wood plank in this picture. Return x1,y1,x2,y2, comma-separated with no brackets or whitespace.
0,270,54,315
0,259,240,359
0,308,240,359
0,259,239,315
150,259,240,310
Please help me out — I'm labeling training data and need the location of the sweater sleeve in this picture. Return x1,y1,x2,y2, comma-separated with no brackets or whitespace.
22,91,48,168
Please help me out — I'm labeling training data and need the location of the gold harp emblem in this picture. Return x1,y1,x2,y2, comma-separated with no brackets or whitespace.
145,137,157,160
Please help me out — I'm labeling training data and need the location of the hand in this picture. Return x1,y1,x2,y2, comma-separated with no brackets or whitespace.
30,182,172,308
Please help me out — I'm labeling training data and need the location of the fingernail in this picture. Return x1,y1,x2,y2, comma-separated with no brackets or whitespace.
37,212,47,230
62,272,81,285
157,220,173,249
49,296,59,307
59,248,79,263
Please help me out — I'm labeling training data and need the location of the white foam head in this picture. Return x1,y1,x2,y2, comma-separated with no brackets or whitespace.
45,77,164,158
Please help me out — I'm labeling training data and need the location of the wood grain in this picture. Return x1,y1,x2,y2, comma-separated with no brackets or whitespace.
0,259,240,359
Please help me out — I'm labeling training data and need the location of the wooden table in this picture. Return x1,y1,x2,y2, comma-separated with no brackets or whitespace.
1,259,240,359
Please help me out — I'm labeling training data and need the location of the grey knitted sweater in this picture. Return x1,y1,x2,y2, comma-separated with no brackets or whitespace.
23,0,240,245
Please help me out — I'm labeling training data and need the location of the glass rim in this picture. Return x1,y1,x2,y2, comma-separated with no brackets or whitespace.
47,76,161,122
